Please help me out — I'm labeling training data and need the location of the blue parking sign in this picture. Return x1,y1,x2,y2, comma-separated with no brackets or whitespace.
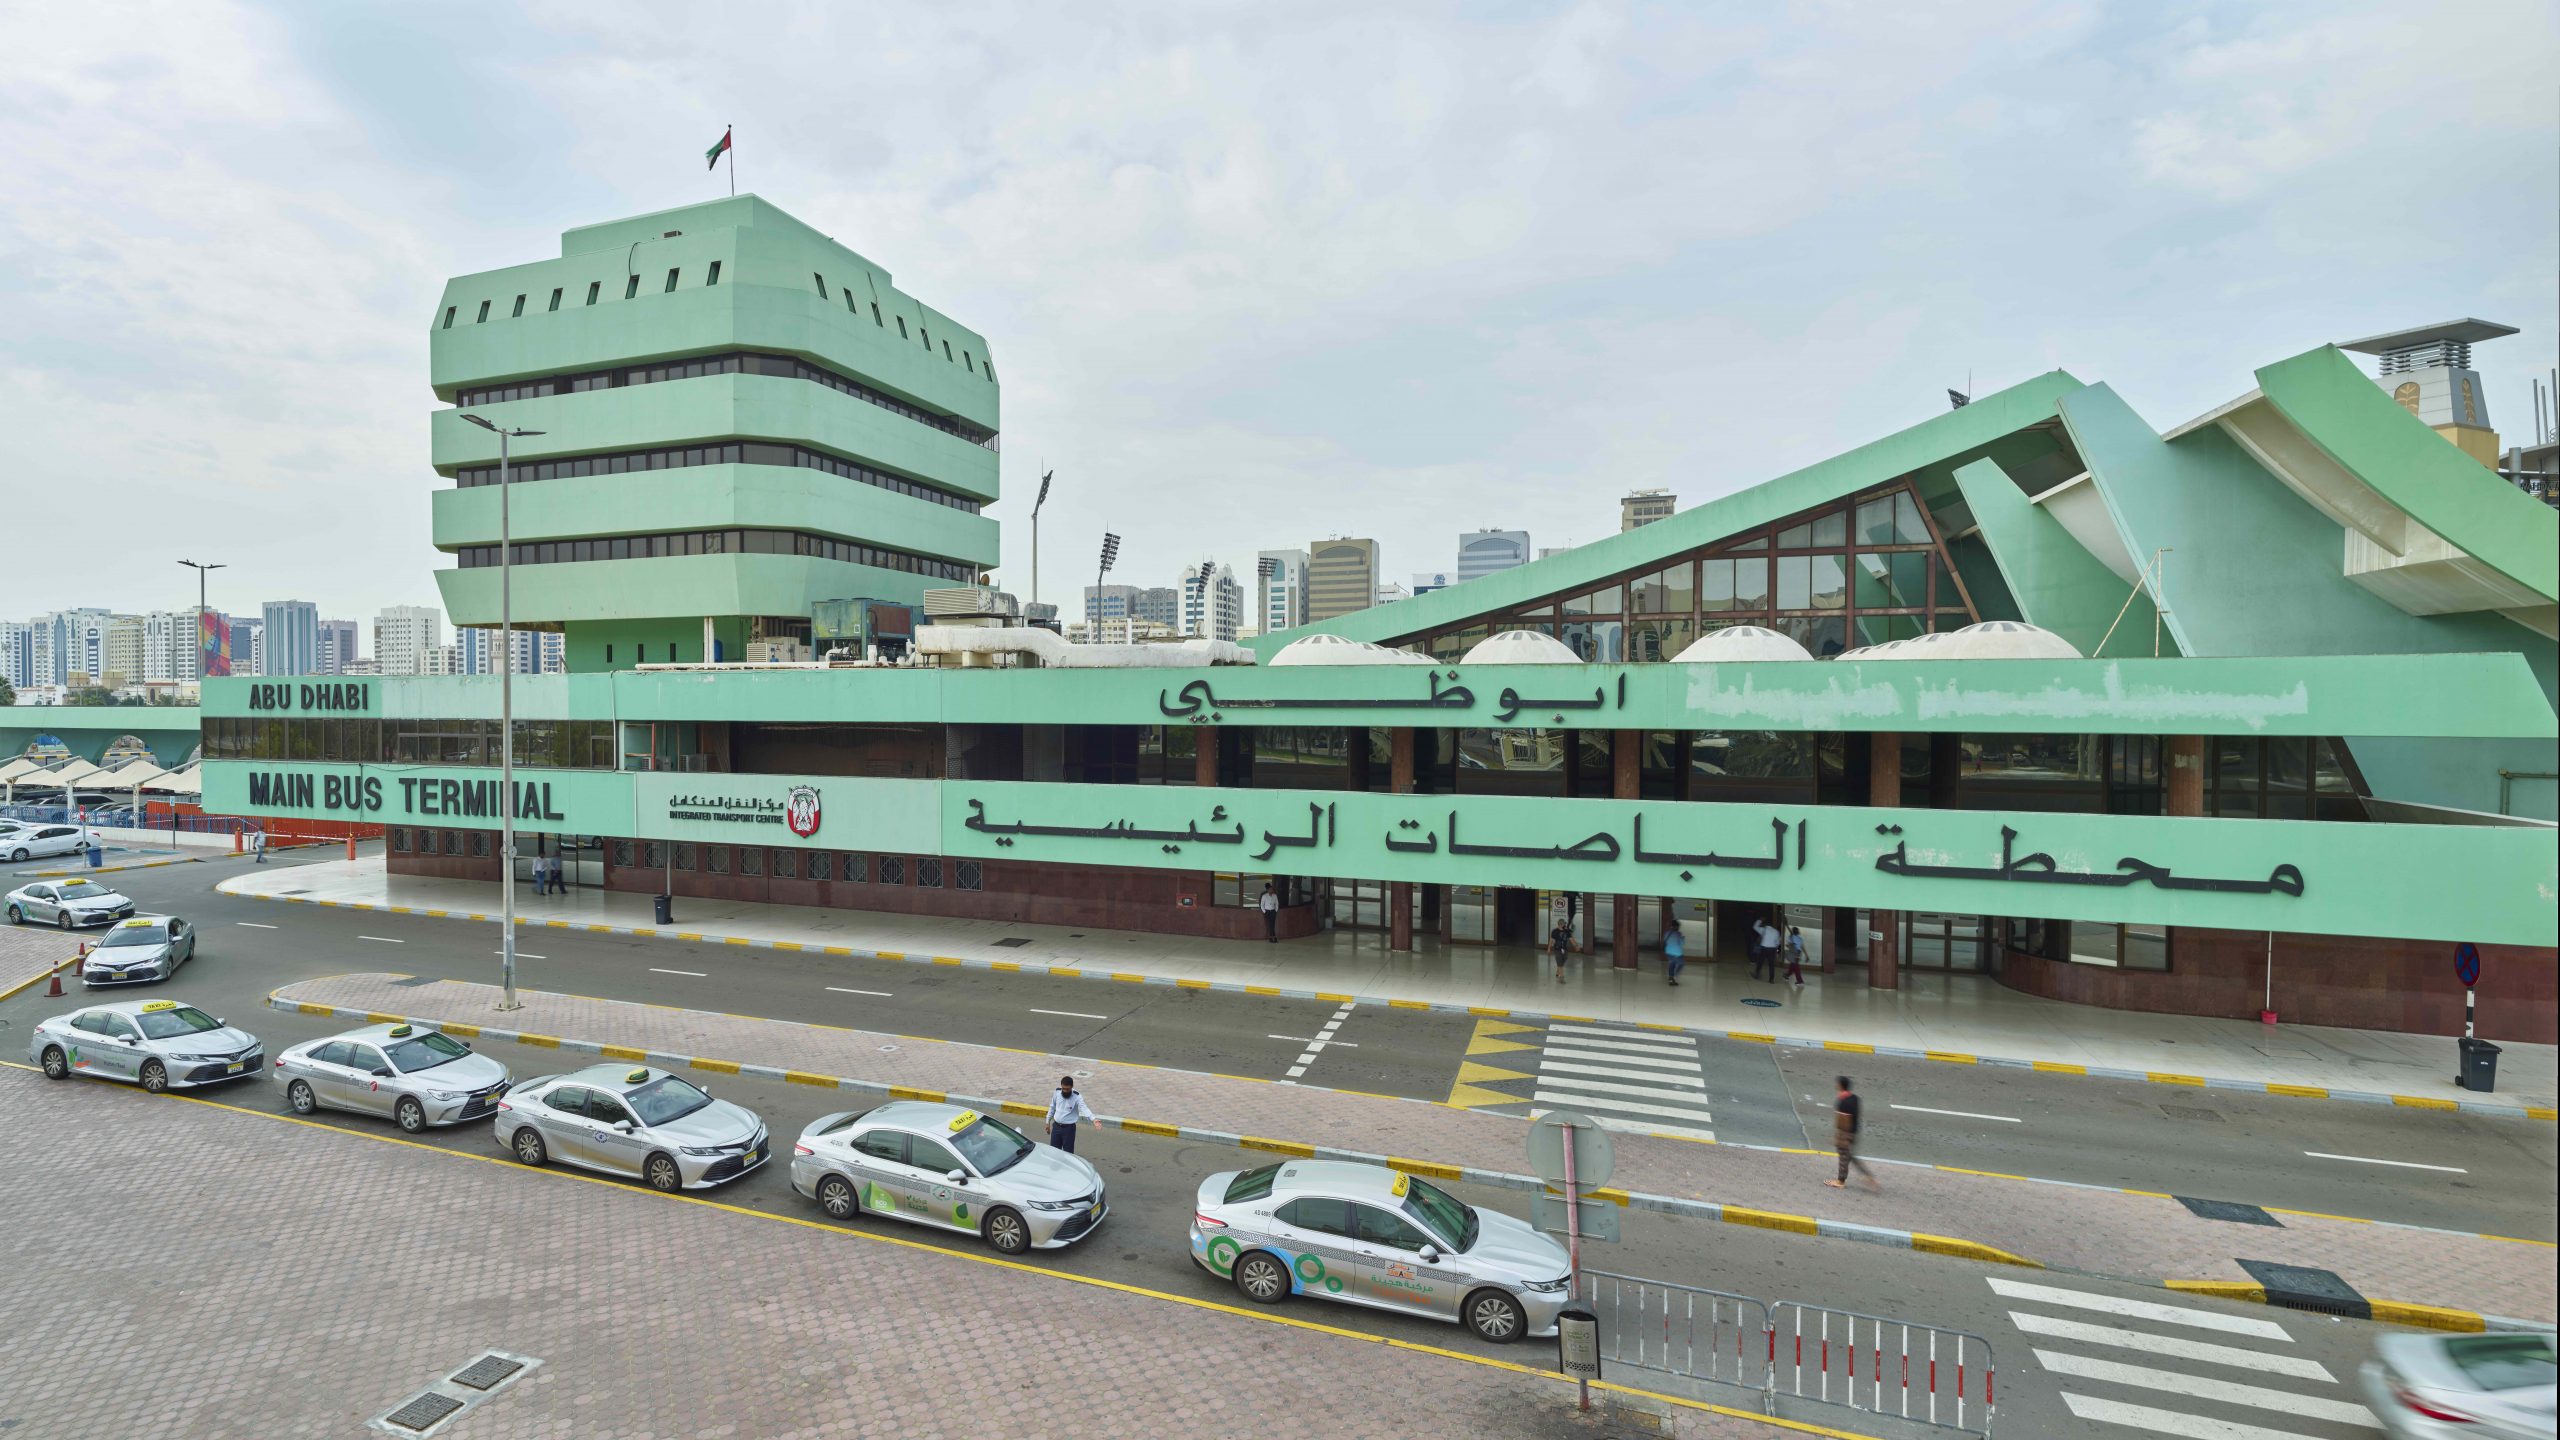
2454,942,2481,987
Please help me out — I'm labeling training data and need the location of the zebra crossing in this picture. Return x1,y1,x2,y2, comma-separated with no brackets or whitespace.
1446,1018,1716,1141
1988,1276,2381,1439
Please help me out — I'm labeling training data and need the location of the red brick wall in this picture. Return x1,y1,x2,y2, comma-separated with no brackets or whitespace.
1998,928,2556,1044
386,828,503,884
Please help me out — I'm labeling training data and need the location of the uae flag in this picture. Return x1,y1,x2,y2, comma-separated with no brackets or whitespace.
705,127,732,170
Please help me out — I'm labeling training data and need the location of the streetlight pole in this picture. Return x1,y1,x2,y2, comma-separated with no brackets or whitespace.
1093,532,1120,645
177,559,227,682
1030,467,1054,613
460,413,545,1011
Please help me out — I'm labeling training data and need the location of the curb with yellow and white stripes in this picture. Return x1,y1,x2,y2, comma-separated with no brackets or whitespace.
230,884,2559,1124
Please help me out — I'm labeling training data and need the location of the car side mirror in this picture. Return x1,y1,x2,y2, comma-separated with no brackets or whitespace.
1419,1245,1440,1263
373,1068,394,1078
945,1168,967,1185
616,1120,637,1133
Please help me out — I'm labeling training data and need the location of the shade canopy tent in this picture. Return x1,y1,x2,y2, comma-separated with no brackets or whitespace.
146,767,203,796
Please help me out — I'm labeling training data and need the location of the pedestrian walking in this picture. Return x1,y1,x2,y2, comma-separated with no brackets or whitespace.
1784,925,1807,987
1749,916,1778,980
1549,919,1571,983
1663,918,1686,985
1258,881,1279,943
249,828,267,864
1824,1075,1879,1191
1044,1075,1098,1154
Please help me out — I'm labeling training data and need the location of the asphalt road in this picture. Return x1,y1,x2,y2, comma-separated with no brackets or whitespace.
5,1014,2396,1440
13,850,2552,1241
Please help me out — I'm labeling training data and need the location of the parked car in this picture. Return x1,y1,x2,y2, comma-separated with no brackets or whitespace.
789,1100,1107,1254
79,915,195,985
2,824,93,864
2360,1330,2556,1439
495,1063,767,1192
273,1022,511,1131
6,878,136,928
27,998,263,1093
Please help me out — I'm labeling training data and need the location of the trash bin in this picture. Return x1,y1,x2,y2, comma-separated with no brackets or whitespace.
2458,1036,2499,1093
85,844,104,868
653,893,674,926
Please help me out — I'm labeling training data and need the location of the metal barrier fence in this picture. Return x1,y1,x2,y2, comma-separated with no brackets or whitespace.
1583,1272,1996,1437
2,804,254,835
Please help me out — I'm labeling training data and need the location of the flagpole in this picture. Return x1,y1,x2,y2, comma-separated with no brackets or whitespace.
728,121,735,197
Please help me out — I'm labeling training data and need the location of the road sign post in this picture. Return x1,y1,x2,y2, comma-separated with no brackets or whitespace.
1527,1107,1617,1402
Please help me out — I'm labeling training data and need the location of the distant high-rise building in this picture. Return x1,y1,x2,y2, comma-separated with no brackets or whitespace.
1178,561,1244,642
1374,581,1412,606
1305,538,1379,621
1081,584,1180,642
458,626,566,675
142,611,196,682
1256,548,1309,635
374,605,444,676
1455,529,1531,584
0,622,30,689
1410,572,1455,596
27,609,112,686
102,616,147,687
316,618,361,675
261,600,320,677
426,643,465,676
1621,489,1675,531
223,615,264,677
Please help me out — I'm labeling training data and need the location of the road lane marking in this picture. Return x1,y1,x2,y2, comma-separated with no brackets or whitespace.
826,987,894,998
1029,1008,1107,1020
1287,1001,1357,1080
2033,1352,2377,1427
1544,1026,1699,1052
357,935,404,944
2010,1313,2334,1380
493,951,547,960
650,968,708,977
1891,1103,2021,1123
2304,1150,2467,1174
1531,1088,1724,1124
1267,1035,1360,1047
1987,1278,2291,1339
1541,1044,1703,1072
2060,1394,2334,1440
236,922,278,929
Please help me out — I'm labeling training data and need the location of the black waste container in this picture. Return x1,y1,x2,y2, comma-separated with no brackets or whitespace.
653,893,675,926
2458,1037,2499,1093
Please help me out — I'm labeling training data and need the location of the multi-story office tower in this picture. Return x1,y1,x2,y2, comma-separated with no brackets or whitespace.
430,196,999,672
373,605,444,676
261,600,321,677
1621,489,1675,531
1178,561,1244,642
1256,548,1308,634
317,618,361,675
1305,537,1379,621
1455,529,1530,583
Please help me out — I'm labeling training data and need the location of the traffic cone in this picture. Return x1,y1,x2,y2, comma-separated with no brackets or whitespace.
46,956,67,998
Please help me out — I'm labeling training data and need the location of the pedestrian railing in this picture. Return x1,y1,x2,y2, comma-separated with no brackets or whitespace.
1582,1273,1995,1436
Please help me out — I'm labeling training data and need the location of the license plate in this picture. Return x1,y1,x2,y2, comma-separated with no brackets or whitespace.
743,1149,760,1166
1089,1201,1102,1217
226,1062,245,1073
109,973,126,982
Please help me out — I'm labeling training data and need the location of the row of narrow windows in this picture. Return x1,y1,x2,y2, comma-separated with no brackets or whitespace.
449,438,983,514
438,264,994,384
452,351,995,450
450,527,976,583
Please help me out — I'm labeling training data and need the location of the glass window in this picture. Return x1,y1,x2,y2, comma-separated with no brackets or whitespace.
1811,510,1848,547
840,853,868,883
877,856,905,885
441,306,455,329
1277,1196,1356,1237
1354,1204,1433,1250
662,267,680,293
738,847,763,877
1734,555,1770,608
916,857,943,888
705,261,721,286
1699,558,1735,613
2124,923,2169,971
475,300,490,323
908,1136,961,1175
511,294,526,317
1807,554,1846,609
1895,492,1932,544
586,282,600,305
547,287,562,312
1856,614,1923,647
706,845,729,875
673,844,694,872
1774,615,1847,657
812,273,829,298
1777,522,1815,549
852,1129,907,1164
1777,556,1810,610
624,275,639,299
1856,497,1895,545
771,849,798,880
1626,617,1693,663
1630,563,1692,613
543,1086,591,1119
2215,738,2260,818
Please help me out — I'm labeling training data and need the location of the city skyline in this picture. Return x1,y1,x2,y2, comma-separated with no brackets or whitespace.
4,3,2551,626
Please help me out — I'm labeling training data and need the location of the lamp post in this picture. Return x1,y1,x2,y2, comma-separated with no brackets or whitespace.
459,413,545,1011
177,559,227,682
1093,531,1120,644
1030,467,1054,612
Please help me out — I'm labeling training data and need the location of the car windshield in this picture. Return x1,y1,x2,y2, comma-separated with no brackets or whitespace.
624,1076,713,1127
1400,1175,1479,1253
386,1032,472,1072
58,882,112,901
134,1006,222,1040
97,924,169,948
950,1116,1035,1176
2443,1333,2557,1392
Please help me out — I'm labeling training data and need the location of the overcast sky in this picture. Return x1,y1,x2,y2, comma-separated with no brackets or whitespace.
4,1,2553,629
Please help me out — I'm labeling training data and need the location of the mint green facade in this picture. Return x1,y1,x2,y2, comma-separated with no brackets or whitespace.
428,196,999,662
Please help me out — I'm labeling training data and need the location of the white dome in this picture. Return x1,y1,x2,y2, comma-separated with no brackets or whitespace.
1461,629,1584,665
1909,621,2083,661
1269,634,1437,666
1671,624,1815,663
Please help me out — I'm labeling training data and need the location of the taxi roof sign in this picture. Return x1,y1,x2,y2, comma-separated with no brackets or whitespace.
948,1110,979,1132
118,918,156,929
625,1068,652,1085
387,1024,414,1038
1390,1171,1411,1198
140,999,178,1012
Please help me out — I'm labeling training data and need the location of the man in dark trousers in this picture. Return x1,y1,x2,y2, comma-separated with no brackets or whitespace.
1044,1075,1098,1154
1549,919,1572,983
1824,1075,1879,1190
1258,881,1279,942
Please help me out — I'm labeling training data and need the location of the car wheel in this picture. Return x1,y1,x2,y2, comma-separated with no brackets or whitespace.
1233,1251,1291,1306
395,1097,427,1133
57,913,74,931
39,1045,68,1080
816,1173,860,1221
512,1128,548,1167
4,904,20,924
139,1060,169,1095
7,849,26,864
643,1153,683,1193
286,1079,317,1114
983,1207,1030,1255
1463,1288,1527,1344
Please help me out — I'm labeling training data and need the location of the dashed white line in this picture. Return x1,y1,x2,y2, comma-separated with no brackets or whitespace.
826,987,894,998
1266,1035,1360,1047
2304,1150,2467,1173
1891,1102,2021,1123
650,968,708,978
1029,1008,1107,1021
235,922,278,929
357,935,403,944
493,950,547,960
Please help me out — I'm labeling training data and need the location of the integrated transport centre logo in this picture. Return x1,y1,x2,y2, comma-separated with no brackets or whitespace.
785,785,823,839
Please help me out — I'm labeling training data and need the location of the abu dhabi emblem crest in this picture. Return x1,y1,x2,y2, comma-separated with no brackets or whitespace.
784,785,822,839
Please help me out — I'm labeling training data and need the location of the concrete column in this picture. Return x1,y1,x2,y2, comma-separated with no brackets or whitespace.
1824,905,1855,974
1929,732,1961,808
1612,895,1638,969
1868,732,1901,990
1389,727,1416,952
1437,884,1455,941
1612,729,1641,970
1195,728,1219,788
2166,734,2206,817
1578,893,1594,954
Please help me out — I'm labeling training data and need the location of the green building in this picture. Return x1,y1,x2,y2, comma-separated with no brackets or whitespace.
429,196,999,670
195,200,2556,1044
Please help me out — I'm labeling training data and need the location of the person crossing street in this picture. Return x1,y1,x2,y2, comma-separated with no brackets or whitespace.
1824,1075,1879,1191
1043,1075,1098,1154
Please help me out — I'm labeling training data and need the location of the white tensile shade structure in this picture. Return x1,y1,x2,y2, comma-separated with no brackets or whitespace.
1460,629,1584,665
1267,633,1436,666
1670,624,1817,663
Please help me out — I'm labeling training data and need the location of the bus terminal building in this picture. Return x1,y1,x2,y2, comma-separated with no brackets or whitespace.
201,198,2558,1045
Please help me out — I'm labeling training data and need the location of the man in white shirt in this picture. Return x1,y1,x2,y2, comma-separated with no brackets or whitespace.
1044,1075,1098,1153
1258,882,1280,943
1751,916,1780,980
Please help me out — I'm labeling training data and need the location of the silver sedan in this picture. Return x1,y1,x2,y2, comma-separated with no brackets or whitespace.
6,879,136,929
1189,1159,1573,1343
272,1023,512,1132
496,1063,767,1192
79,916,195,987
28,998,262,1094
790,1101,1107,1255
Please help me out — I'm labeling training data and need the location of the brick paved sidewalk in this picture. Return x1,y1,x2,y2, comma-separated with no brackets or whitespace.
0,923,83,999
279,972,2559,1326
0,1067,1795,1439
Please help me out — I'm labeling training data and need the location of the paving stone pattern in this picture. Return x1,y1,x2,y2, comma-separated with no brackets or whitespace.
281,973,2559,1324
0,1067,1783,1439
0,922,82,997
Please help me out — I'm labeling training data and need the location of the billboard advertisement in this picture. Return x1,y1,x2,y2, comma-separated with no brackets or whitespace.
200,609,232,678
